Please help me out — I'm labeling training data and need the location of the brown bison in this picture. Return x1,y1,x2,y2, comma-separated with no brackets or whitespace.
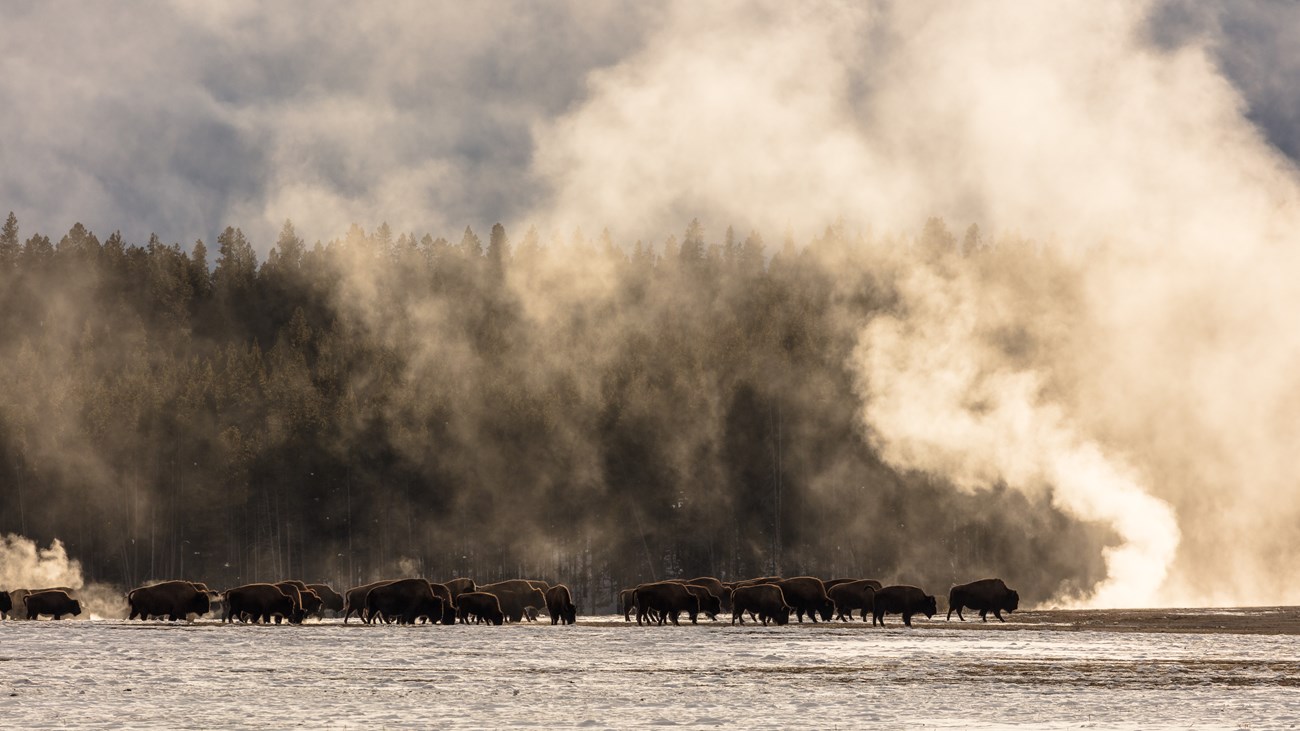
272,583,311,624
872,585,937,628
635,582,699,626
685,577,733,612
947,578,1019,622
444,578,476,599
730,584,790,626
0,590,10,619
366,579,444,625
426,582,459,625
668,582,721,620
546,584,577,625
224,583,298,624
619,588,637,621
479,580,548,623
456,591,505,625
343,580,395,624
9,587,76,620
24,589,82,620
128,580,212,621
766,577,833,623
828,580,882,622
279,580,322,617
306,583,345,615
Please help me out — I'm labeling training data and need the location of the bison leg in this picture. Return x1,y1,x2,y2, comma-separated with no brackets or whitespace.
903,612,913,628
994,608,1004,622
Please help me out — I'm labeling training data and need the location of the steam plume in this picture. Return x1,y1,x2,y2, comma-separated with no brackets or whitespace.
531,0,1300,606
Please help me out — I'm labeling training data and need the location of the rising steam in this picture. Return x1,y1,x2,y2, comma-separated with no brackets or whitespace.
0,533,125,619
532,0,1300,606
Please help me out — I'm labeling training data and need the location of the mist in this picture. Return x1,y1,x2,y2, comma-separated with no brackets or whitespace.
0,534,126,618
528,0,1300,606
3,1,1300,610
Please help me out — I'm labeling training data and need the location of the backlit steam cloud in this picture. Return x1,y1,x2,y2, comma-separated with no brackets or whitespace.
0,533,83,590
533,0,1300,606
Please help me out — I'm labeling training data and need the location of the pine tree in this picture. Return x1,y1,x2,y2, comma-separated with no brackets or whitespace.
487,223,510,270
0,212,19,270
460,226,483,258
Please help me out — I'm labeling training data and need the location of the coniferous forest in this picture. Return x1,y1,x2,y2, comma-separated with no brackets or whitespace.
0,213,1112,611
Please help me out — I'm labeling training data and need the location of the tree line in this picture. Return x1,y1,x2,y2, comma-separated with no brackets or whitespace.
0,212,1112,612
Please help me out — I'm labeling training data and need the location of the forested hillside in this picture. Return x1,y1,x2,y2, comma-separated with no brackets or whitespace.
0,213,1111,609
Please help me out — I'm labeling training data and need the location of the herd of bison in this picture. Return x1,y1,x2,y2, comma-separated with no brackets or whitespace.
0,576,1019,628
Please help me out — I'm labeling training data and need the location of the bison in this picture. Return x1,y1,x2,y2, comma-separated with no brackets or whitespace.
828,580,882,622
24,589,82,620
668,582,721,620
366,579,445,626
1,590,12,619
425,582,459,625
947,578,1019,622
479,581,547,623
224,583,298,624
276,582,323,620
767,577,833,623
634,582,699,626
128,580,211,621
730,584,790,626
619,588,637,621
546,584,577,625
307,583,345,616
343,580,395,624
9,587,76,620
456,591,505,625
685,577,733,612
872,585,937,628
443,578,476,599
272,583,310,624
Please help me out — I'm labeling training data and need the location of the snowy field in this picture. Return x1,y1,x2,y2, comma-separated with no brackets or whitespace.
2,609,1298,729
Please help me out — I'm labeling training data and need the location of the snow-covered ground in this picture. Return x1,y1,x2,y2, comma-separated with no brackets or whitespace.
2,613,1297,728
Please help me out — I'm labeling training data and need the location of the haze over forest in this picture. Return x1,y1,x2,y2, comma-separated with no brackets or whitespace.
3,1,1300,611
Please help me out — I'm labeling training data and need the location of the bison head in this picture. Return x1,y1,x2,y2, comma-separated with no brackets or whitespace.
921,595,937,618
70,599,83,617
1004,589,1020,613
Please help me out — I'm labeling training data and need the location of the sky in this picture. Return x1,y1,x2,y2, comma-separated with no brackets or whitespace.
0,1,1296,250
